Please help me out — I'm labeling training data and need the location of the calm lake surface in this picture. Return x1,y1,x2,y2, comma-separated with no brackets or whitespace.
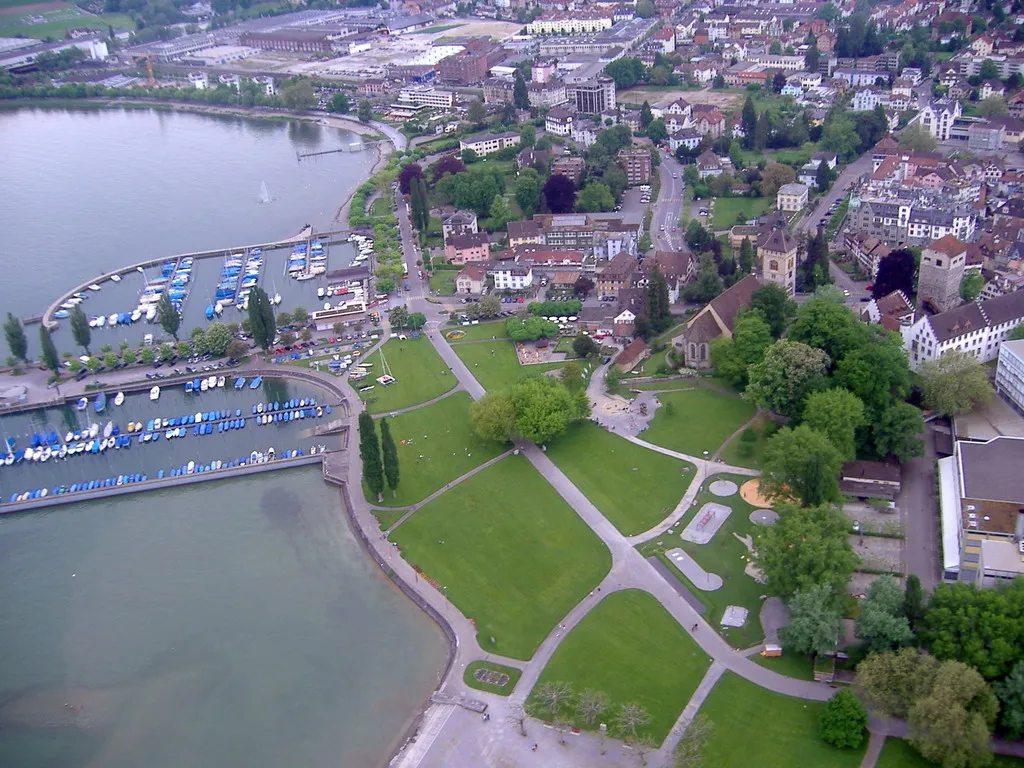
0,108,446,767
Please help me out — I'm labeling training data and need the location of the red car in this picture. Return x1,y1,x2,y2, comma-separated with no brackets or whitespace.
518,297,524,303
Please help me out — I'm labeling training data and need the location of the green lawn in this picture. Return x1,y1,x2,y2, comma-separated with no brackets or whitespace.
367,392,507,508
370,197,391,216
463,660,522,696
451,338,568,393
0,3,135,37
429,271,456,296
751,652,814,681
420,22,463,33
632,380,700,392
638,473,765,648
768,142,819,168
701,673,866,767
391,455,611,660
711,197,774,230
877,739,1024,767
445,321,509,341
719,416,772,469
546,422,696,535
527,590,710,745
642,387,755,457
356,336,456,414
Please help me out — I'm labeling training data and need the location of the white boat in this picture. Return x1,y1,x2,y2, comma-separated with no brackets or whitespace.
25,447,34,461
89,423,100,438
273,293,282,305
103,422,113,439
108,313,118,325
96,316,106,327
206,375,217,389
88,284,101,291
187,461,195,474
200,379,209,392
249,450,259,464
149,386,160,401
217,376,225,388
146,306,157,321
296,273,315,281
317,287,325,298
267,447,275,460
131,309,142,322
114,391,125,406
195,412,203,423
256,402,264,413
215,303,223,315
110,274,121,282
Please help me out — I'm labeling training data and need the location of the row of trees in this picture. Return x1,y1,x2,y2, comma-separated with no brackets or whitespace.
358,411,400,502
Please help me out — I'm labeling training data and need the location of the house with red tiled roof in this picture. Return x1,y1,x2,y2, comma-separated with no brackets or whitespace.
862,290,915,332
614,336,646,370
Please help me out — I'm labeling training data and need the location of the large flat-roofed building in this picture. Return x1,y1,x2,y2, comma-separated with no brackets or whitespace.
239,29,337,53
937,436,1024,584
570,75,616,114
458,131,520,158
396,85,454,109
527,11,613,35
996,340,1024,416
617,148,652,185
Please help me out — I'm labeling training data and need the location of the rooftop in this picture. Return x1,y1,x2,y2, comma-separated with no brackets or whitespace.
959,436,1024,503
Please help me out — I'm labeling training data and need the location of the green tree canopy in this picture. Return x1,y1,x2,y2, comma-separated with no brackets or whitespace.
960,271,985,301
39,325,59,375
515,167,543,216
509,374,588,444
919,349,993,417
856,575,914,653
745,339,830,419
898,124,937,152
576,181,615,212
710,310,773,389
69,305,91,354
358,411,384,500
780,583,843,656
802,388,866,461
753,501,857,598
995,661,1024,740
761,425,844,507
857,648,939,719
873,401,925,463
380,417,400,496
203,322,232,355
789,297,871,368
818,689,868,749
280,78,315,111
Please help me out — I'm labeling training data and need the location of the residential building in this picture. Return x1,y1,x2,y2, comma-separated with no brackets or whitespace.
455,265,487,294
833,68,881,87
918,98,963,141
852,88,880,111
551,156,586,185
444,232,491,264
357,78,390,97
901,290,1024,369
643,250,695,303
492,265,533,291
844,232,892,279
776,183,809,213
673,275,761,369
595,251,637,299
936,436,1024,585
757,227,798,296
570,76,616,114
980,79,1005,100
571,118,599,148
995,339,1024,416
848,190,977,246
458,131,521,158
696,150,723,179
919,235,967,314
614,337,647,370
617,148,652,185
861,290,914,331
528,80,569,108
516,147,550,173
442,210,478,244
397,85,455,109
613,310,637,341
507,220,544,248
482,77,514,104
545,106,574,136
527,11,613,35
534,213,595,251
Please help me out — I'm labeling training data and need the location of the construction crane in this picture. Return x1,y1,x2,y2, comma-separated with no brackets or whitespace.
132,53,156,86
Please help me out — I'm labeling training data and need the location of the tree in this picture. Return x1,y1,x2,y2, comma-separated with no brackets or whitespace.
745,340,830,419
857,648,940,719
122,346,137,365
749,283,796,338
977,96,1008,117
738,236,756,276
489,193,513,229
613,702,651,744
573,334,599,358
431,153,466,182
874,401,925,463
4,312,27,362
960,271,984,301
603,57,646,89
39,325,59,375
683,253,725,303
805,45,820,73
634,0,654,17
857,575,914,652
710,311,773,389
534,681,574,718
506,702,528,736
519,123,536,148
815,158,832,192
327,91,350,114
872,249,917,299
818,689,868,749
575,689,610,727
821,114,861,161
69,304,91,354
292,307,309,325
388,305,409,330
203,322,232,355
780,583,843,656
908,661,998,768
543,174,577,213
919,350,993,417
467,99,486,125
898,124,938,153
754,501,857,598
479,295,501,318
789,297,870,367
226,339,248,360
280,78,315,111
247,286,275,352
358,99,373,123
407,312,426,330
802,388,865,460
646,117,668,145
712,73,726,89
510,374,587,443
574,276,595,298
398,163,424,195
995,661,1024,740
903,574,924,633
575,181,614,213
470,392,517,442
513,69,529,110
639,100,653,130
759,162,797,198
772,70,787,93
379,417,400,496
979,58,999,80
358,411,384,500
672,714,712,768
761,425,843,507
742,96,758,149
515,167,542,216
156,293,180,341
139,347,155,365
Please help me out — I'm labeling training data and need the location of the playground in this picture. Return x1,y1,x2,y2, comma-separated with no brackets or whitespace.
681,502,732,545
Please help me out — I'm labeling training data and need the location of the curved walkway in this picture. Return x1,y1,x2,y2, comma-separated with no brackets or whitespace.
712,409,764,462
370,385,464,419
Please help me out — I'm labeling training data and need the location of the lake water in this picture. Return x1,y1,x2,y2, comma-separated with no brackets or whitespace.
0,108,447,767
0,106,377,356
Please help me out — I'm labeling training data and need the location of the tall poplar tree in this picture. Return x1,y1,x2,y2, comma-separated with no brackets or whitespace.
513,69,529,110
742,95,758,150
380,417,400,496
358,411,384,500
39,325,59,375
69,304,91,354
157,293,180,341
247,286,276,351
4,312,27,362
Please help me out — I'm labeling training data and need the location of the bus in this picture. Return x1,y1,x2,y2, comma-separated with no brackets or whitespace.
402,263,409,279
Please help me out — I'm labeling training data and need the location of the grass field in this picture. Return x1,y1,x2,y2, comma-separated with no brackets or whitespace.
638,473,765,648
751,652,814,681
877,738,1024,767
546,422,696,535
391,455,611,660
429,271,456,296
464,660,522,696
356,336,456,414
451,338,569,393
631,380,701,392
445,321,508,342
711,196,774,229
642,387,755,457
366,392,507,508
701,673,865,767
719,416,772,469
0,2,135,38
527,590,710,745
370,197,391,217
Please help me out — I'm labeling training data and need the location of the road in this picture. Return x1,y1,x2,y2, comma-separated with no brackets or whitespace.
897,428,941,590
794,151,873,238
653,150,687,251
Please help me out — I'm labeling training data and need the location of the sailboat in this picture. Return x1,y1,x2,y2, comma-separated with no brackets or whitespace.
94,392,107,413
114,391,125,406
258,181,272,205
206,304,215,320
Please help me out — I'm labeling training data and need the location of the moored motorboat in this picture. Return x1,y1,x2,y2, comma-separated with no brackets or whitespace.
94,392,107,413
76,397,88,410
88,284,101,291
110,274,121,282
200,379,209,392
206,375,217,389
217,375,225,388
149,385,160,401
114,391,125,406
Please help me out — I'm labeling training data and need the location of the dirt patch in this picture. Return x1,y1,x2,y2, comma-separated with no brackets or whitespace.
617,87,744,111
424,19,522,40
0,1,68,15
848,572,904,598
739,478,772,508
851,535,902,574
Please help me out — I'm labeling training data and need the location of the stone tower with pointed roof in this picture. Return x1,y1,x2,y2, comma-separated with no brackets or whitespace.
758,227,798,296
919,234,967,313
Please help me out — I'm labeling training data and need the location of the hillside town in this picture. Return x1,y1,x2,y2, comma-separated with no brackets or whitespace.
5,0,1024,765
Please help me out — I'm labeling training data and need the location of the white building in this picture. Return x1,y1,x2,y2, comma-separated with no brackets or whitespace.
918,98,962,141
187,71,209,89
459,131,521,158
901,291,1024,370
776,183,809,212
996,339,1024,416
397,85,455,109
852,88,880,111
492,265,533,291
